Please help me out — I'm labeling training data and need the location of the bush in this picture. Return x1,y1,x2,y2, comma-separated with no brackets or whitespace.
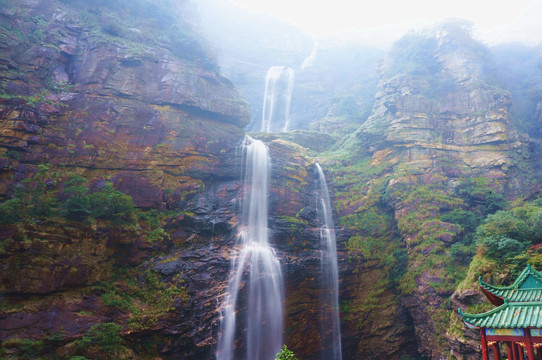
524,210,542,243
441,210,479,233
75,322,125,358
63,195,91,220
478,236,526,261
0,198,23,224
19,339,44,358
476,210,529,244
485,191,506,214
275,345,299,360
89,184,136,224
86,322,124,353
450,242,475,264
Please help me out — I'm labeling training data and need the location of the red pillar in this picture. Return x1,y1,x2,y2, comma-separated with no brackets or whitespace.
481,329,490,360
507,342,515,360
526,329,536,360
514,342,520,360
493,343,501,360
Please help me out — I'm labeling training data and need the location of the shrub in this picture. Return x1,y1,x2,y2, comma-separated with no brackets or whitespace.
0,198,23,224
86,322,124,353
450,242,475,264
478,236,526,261
75,322,125,358
63,195,91,220
19,339,44,358
275,345,299,360
476,210,529,244
441,210,479,233
485,191,506,214
524,210,542,243
89,184,136,224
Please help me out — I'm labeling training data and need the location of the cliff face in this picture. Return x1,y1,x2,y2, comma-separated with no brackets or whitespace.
2,1,541,359
324,21,533,359
0,0,250,358
0,2,347,359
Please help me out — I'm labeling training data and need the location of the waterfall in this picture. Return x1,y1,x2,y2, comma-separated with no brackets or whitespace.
281,68,295,133
316,163,342,360
217,136,284,360
261,66,295,133
301,43,318,70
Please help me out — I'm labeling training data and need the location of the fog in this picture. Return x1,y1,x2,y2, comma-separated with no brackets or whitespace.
228,0,542,47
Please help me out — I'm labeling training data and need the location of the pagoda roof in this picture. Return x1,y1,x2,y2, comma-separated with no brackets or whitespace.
459,301,542,329
479,264,542,304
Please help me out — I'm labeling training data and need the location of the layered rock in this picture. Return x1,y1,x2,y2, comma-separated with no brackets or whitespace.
0,0,250,358
325,20,532,359
0,2,353,359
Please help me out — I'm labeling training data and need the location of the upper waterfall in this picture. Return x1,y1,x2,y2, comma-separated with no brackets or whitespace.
261,66,295,133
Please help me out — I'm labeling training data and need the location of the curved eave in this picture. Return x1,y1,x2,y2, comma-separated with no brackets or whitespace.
479,270,542,303
480,285,505,306
478,265,542,293
459,302,542,329
479,276,516,293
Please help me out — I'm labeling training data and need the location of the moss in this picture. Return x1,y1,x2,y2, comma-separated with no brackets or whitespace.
72,322,133,360
98,267,187,331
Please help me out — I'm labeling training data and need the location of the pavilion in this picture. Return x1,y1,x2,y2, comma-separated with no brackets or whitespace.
459,264,542,360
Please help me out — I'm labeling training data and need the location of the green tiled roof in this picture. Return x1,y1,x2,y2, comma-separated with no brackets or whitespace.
479,264,542,302
459,302,542,329
480,282,542,302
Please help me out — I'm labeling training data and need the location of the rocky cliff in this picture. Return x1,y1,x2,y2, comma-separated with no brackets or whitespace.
0,1,352,359
322,20,535,359
0,0,252,358
2,1,542,359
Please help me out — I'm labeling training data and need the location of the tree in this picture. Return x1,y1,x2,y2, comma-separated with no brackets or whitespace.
478,236,526,261
476,210,529,244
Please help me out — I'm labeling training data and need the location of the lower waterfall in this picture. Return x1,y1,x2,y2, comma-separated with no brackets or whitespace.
316,163,343,360
217,136,284,360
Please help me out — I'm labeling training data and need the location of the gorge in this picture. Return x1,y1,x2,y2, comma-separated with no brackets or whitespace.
0,0,542,359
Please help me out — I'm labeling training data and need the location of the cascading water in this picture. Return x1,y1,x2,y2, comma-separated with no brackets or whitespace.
281,68,295,132
261,66,295,133
316,163,342,360
301,43,318,70
217,136,284,360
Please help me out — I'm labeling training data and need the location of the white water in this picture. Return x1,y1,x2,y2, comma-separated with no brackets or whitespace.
261,66,295,133
217,137,284,360
281,67,295,132
301,44,318,70
316,163,342,360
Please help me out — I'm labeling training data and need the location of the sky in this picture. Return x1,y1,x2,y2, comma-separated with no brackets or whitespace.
229,0,542,45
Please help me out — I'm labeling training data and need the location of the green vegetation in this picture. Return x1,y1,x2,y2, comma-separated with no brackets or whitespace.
275,345,299,360
98,267,186,330
0,169,137,225
453,198,542,345
386,33,441,77
0,88,66,107
475,201,542,261
72,322,130,360
0,332,69,359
